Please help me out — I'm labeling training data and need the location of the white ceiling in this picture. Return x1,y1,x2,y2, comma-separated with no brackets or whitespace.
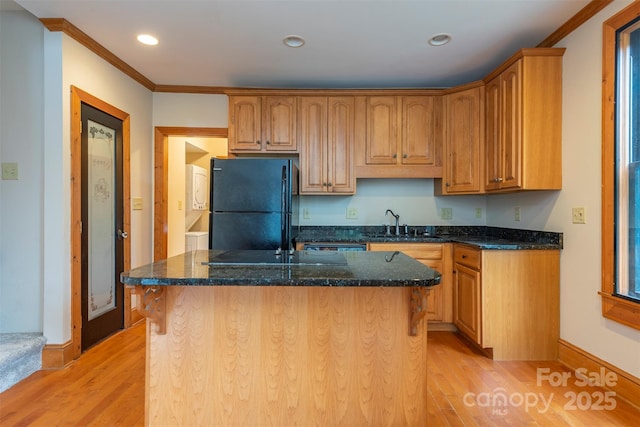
6,0,590,89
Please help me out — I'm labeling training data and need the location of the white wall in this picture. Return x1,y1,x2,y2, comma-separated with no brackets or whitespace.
0,10,45,333
487,0,640,377
0,8,155,342
152,93,228,127
300,179,486,227
39,32,155,344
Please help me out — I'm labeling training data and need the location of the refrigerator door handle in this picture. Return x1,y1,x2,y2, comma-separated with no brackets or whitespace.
281,165,288,250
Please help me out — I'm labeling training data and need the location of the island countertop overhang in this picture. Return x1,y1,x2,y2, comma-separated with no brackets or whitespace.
120,249,441,288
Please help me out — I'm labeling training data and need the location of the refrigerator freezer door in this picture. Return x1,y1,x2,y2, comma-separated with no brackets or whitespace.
210,212,288,250
211,158,291,213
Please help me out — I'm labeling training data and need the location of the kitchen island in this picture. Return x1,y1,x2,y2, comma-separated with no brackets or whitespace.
121,250,440,427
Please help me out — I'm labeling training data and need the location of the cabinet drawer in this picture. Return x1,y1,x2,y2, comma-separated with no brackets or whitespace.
368,243,442,260
454,245,481,270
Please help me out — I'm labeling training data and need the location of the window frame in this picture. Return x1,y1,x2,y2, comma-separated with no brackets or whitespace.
601,1,640,330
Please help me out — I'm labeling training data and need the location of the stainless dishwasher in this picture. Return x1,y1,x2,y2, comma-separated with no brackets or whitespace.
303,243,367,251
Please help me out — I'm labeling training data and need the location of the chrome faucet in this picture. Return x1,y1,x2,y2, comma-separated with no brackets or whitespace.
385,209,400,236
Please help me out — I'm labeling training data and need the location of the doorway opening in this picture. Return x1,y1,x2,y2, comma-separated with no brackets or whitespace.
153,127,228,261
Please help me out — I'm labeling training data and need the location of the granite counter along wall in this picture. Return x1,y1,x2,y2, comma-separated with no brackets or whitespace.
295,225,563,250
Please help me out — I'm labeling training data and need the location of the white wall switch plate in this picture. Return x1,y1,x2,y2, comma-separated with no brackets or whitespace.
346,207,358,219
514,206,521,221
1,162,18,180
572,207,586,224
303,208,311,219
132,197,143,210
440,207,452,220
475,208,482,219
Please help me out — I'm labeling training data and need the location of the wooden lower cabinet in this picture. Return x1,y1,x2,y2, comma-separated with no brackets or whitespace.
453,245,560,360
369,242,452,324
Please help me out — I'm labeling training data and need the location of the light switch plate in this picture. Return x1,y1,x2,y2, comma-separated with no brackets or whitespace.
132,197,143,210
572,207,586,224
346,207,358,219
1,163,18,180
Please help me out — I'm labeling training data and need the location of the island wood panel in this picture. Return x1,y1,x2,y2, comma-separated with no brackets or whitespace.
145,285,427,426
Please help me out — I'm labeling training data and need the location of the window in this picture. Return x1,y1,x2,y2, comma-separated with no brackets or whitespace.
601,1,640,330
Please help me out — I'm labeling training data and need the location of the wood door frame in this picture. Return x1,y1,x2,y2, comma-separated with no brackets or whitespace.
153,127,228,261
70,86,131,360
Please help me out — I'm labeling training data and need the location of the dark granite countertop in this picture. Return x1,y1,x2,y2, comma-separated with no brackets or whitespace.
120,250,441,288
295,226,562,250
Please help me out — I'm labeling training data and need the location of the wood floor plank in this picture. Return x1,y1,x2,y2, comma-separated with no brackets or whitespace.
1,324,638,426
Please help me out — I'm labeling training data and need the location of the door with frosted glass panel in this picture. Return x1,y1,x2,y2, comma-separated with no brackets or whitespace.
81,103,124,351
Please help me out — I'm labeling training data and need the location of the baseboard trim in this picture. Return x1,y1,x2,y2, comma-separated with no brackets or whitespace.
130,307,144,326
558,339,640,409
427,322,457,332
42,340,75,369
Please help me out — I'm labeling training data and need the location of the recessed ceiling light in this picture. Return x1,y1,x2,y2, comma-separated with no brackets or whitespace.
137,34,158,46
283,35,305,48
428,33,452,47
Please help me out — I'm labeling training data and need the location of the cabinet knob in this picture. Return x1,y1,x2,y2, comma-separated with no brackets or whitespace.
392,153,397,159
445,182,450,187
266,141,271,145
403,154,408,159
327,183,332,187
493,177,503,183
256,140,261,144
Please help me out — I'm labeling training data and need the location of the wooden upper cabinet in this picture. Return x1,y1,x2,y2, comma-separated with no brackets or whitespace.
228,95,298,153
483,49,564,192
228,96,261,151
358,94,442,178
440,85,484,194
401,96,441,166
299,96,355,194
365,96,398,164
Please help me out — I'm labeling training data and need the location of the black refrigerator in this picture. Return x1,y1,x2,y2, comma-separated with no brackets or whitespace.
208,158,298,251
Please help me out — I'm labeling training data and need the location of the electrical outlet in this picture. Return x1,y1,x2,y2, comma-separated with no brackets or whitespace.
572,207,586,224
440,207,452,220
303,208,311,219
346,207,358,219
178,200,183,211
475,208,482,219
514,207,521,221
1,162,18,180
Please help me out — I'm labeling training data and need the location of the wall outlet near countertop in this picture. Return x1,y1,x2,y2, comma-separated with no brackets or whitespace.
514,206,521,221
346,207,358,219
475,207,482,219
303,208,311,219
440,207,452,220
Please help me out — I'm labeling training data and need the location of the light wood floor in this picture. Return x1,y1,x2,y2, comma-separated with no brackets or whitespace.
1,322,638,426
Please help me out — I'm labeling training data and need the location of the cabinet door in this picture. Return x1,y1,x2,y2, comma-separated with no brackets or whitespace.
263,96,298,152
401,96,440,166
228,96,262,151
327,97,355,193
500,61,522,189
365,96,398,164
484,76,502,191
454,263,481,344
421,259,444,321
442,87,483,193
299,97,327,193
